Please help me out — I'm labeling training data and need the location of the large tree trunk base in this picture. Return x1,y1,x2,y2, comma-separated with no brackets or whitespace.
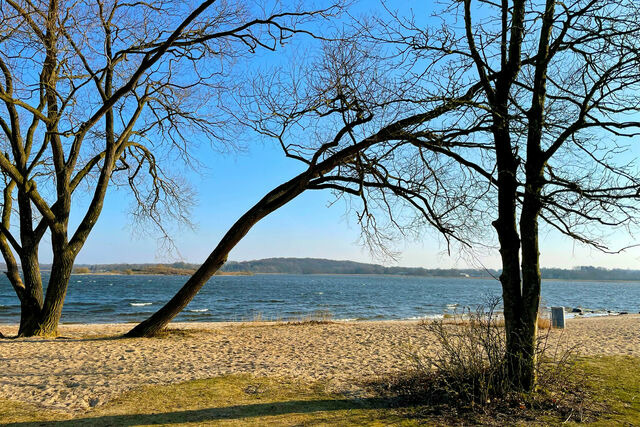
505,327,537,393
18,322,58,338
506,353,536,392
17,302,45,337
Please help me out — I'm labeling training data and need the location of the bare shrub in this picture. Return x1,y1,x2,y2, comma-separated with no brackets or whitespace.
367,298,601,423
410,298,510,408
285,309,335,325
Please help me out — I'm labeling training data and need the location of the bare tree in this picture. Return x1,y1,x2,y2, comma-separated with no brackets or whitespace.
128,0,640,394
0,0,345,337
124,35,484,337
331,0,640,391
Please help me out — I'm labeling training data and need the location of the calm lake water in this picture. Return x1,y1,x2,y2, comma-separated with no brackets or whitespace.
0,274,639,324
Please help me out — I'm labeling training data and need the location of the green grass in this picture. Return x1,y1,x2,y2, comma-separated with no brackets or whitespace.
0,375,415,426
569,356,640,426
1,357,638,426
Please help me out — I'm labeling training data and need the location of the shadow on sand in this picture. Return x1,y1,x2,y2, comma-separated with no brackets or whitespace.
5,397,400,426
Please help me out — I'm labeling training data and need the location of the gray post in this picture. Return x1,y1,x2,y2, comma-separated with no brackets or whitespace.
551,306,565,329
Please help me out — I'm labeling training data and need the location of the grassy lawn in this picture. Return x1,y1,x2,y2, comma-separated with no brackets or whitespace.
569,356,640,426
1,375,414,426
1,356,638,426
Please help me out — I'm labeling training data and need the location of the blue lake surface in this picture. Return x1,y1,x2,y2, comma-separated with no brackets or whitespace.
0,274,639,324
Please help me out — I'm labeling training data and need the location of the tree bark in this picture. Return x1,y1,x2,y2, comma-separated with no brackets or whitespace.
509,0,554,390
38,250,74,337
19,243,75,337
16,179,45,335
491,124,529,390
511,148,545,392
17,249,44,336
517,177,543,391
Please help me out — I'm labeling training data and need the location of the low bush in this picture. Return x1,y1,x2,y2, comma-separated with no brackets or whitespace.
368,298,603,424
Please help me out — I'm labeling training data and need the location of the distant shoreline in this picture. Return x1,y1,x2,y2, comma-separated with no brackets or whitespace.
71,270,253,277
55,258,640,281
66,271,640,283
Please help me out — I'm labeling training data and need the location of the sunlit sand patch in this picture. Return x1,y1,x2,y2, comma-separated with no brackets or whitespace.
0,315,637,412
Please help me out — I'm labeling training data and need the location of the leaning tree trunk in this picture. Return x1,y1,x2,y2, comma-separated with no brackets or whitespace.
125,90,472,337
125,175,311,337
125,129,382,337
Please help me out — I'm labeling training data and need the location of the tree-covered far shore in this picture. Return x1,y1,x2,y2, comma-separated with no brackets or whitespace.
33,258,640,281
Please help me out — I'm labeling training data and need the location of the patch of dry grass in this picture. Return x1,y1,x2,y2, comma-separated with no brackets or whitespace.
246,309,335,325
284,309,334,325
442,314,551,330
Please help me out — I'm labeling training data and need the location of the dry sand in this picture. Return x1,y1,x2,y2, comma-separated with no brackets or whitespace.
0,315,638,412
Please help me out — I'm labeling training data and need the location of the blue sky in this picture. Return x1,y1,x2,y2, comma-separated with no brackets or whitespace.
44,1,640,269
66,137,640,269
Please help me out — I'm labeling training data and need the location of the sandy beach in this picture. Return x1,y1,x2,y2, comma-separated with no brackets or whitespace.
0,315,638,412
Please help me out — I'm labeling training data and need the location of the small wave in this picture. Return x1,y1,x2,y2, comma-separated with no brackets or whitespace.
130,302,152,307
188,308,209,312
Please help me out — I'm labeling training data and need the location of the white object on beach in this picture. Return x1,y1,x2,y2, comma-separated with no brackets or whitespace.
551,306,565,329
